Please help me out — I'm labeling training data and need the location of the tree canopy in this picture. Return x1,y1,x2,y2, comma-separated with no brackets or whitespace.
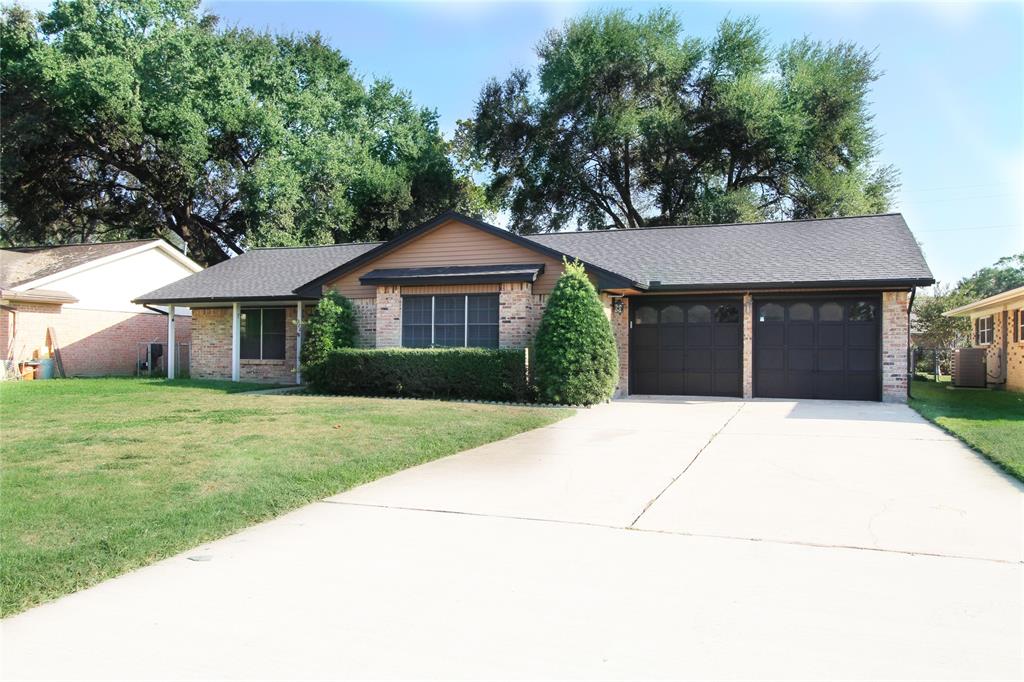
913,253,1024,353
955,254,1024,300
1,0,485,264
457,9,898,233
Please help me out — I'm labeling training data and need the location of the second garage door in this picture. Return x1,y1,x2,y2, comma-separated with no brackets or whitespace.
631,298,742,397
754,296,881,401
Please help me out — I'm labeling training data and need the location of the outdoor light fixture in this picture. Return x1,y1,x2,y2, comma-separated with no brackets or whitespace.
612,298,624,315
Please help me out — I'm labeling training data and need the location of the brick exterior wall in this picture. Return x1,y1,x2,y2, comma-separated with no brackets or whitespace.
881,290,910,402
499,282,538,348
1007,311,1024,392
352,298,376,348
975,310,1020,390
375,287,402,348
191,305,309,384
983,311,1007,389
742,294,753,399
191,308,231,380
1,303,191,377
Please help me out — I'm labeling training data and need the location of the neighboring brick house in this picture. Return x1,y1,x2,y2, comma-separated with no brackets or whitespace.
1,240,201,378
136,210,934,402
945,285,1024,392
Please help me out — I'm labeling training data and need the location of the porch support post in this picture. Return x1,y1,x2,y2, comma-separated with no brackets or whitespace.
231,302,241,382
166,306,176,379
295,301,303,385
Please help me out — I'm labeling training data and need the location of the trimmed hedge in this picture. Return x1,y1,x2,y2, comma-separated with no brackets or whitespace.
305,347,533,402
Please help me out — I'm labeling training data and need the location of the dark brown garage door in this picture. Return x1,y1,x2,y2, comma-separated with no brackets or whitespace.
754,296,881,401
630,299,742,397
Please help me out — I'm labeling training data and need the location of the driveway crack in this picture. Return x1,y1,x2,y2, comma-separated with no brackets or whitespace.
628,401,747,528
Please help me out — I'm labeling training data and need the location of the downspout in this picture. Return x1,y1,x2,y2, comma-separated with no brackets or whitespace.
1,304,16,377
907,287,917,400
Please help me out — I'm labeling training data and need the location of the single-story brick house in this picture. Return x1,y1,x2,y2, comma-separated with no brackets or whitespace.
1,239,201,377
945,285,1024,392
135,210,934,402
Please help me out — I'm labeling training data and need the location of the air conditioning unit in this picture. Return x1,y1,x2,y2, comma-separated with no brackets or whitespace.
952,348,986,388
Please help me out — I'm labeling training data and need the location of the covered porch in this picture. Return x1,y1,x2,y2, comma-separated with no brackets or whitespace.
164,299,316,384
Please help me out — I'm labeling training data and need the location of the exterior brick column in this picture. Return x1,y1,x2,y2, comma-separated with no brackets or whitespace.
498,282,535,348
375,286,402,348
600,294,630,398
742,293,753,399
881,290,910,402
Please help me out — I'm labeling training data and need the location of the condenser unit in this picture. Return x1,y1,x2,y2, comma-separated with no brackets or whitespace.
952,348,986,388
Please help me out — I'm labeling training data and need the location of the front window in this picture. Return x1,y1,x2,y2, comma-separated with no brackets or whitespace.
402,294,499,348
976,316,993,345
241,308,286,360
1018,309,1023,343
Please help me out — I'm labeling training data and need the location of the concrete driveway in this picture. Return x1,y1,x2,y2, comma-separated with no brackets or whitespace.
3,398,1022,680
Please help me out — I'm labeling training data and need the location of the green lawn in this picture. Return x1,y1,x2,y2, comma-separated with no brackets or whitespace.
0,378,570,616
909,379,1024,482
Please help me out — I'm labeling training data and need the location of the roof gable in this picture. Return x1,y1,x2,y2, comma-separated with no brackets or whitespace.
296,210,637,296
0,240,190,289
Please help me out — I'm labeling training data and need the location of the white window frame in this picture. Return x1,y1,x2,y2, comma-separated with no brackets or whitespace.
1017,309,1023,343
975,315,993,345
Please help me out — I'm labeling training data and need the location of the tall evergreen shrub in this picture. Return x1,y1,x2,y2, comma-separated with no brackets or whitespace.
301,291,358,367
534,260,619,405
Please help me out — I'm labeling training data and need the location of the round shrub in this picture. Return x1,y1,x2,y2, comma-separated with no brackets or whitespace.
301,291,358,368
534,259,619,405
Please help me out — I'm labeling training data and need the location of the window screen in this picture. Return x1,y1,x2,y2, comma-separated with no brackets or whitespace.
467,294,499,348
240,308,286,360
402,297,433,348
401,294,499,349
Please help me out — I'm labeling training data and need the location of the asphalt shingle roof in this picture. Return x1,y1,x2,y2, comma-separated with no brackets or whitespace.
525,213,933,289
135,242,381,303
0,240,157,289
134,212,933,303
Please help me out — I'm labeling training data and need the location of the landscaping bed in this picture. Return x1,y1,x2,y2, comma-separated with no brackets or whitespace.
0,378,570,615
909,379,1024,482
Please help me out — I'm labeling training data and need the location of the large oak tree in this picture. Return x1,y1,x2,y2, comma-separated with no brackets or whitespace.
457,9,898,232
1,0,484,264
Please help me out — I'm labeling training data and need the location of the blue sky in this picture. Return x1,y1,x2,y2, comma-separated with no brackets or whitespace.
23,0,1024,286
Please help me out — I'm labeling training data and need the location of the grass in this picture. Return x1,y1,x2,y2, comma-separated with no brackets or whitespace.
909,379,1024,482
0,378,570,616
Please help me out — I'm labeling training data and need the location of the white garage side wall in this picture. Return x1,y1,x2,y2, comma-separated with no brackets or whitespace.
33,247,197,316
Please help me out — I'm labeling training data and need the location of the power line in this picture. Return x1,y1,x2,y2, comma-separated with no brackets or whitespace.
898,191,1019,206
900,181,1018,194
917,223,1023,233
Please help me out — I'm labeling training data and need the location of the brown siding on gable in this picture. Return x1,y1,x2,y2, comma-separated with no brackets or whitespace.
324,219,568,298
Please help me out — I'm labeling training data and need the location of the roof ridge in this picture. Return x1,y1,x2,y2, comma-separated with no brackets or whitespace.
248,240,385,251
526,212,904,237
1,238,160,252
